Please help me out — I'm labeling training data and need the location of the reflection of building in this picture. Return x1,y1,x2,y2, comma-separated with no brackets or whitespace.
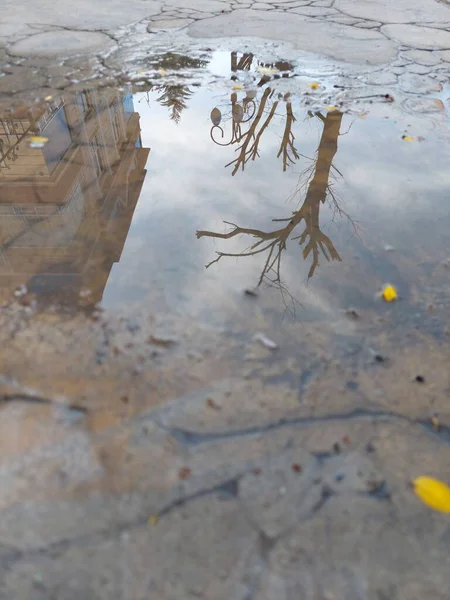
0,89,150,306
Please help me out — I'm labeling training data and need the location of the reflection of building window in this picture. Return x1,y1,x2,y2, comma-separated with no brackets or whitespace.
112,114,120,143
89,136,103,176
36,101,64,131
79,92,93,115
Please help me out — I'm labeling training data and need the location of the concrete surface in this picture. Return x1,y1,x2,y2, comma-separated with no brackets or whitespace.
0,0,449,107
0,298,448,599
0,0,450,67
0,0,450,598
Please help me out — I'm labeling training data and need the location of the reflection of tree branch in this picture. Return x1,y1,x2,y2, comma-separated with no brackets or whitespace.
197,110,345,289
277,102,299,172
225,89,280,175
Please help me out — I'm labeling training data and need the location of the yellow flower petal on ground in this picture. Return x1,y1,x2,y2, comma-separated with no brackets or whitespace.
413,476,450,513
148,514,159,526
382,284,397,302
327,105,338,111
233,84,243,90
402,135,416,141
28,136,49,148
257,67,278,75
309,82,320,89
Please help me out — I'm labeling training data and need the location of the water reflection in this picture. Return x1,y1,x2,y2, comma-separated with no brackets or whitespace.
210,88,300,173
199,109,347,298
143,53,208,124
0,89,149,307
1,52,446,320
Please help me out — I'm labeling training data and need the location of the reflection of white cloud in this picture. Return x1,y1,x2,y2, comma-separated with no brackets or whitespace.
103,89,450,322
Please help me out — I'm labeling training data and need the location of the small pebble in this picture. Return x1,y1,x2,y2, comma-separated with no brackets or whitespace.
178,467,192,480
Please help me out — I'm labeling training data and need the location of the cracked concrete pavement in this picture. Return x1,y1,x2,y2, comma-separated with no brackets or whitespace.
0,0,450,105
1,0,450,598
0,294,449,598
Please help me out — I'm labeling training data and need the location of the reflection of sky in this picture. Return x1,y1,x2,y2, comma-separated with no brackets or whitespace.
102,87,450,325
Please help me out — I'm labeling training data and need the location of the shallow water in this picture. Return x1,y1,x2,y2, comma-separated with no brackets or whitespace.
1,54,449,338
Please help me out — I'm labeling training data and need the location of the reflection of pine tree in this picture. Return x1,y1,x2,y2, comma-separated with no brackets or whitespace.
156,85,193,124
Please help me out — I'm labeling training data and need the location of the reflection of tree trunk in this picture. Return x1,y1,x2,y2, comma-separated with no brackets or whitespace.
306,111,342,208
299,110,343,277
231,52,254,72
197,110,345,288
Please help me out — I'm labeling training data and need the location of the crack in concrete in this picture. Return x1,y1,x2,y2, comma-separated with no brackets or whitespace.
157,407,450,446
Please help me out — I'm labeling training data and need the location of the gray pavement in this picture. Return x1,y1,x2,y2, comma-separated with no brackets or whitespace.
1,0,450,87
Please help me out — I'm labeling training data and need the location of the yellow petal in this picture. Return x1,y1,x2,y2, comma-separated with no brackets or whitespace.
158,68,166,76
148,514,159,526
308,82,320,89
382,284,397,302
402,135,416,142
28,136,49,148
413,476,450,513
327,105,338,112
233,84,243,90
257,67,278,75
44,95,53,102
28,136,49,144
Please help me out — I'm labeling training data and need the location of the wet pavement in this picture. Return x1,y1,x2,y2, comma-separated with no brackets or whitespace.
0,39,450,600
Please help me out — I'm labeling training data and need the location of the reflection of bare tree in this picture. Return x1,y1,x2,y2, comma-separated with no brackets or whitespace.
277,99,299,171
211,88,300,174
197,110,345,290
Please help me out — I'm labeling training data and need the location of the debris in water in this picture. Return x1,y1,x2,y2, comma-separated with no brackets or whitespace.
149,334,177,347
381,284,398,302
148,514,159,526
430,414,440,431
415,375,425,383
345,308,359,319
254,333,278,350
178,467,192,480
308,82,320,89
292,463,302,473
412,476,450,513
384,244,395,252
28,135,49,148
14,284,27,298
244,288,258,297
206,397,221,410
333,442,341,454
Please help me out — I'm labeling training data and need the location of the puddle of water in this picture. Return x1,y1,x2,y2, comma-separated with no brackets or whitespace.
0,51,449,339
